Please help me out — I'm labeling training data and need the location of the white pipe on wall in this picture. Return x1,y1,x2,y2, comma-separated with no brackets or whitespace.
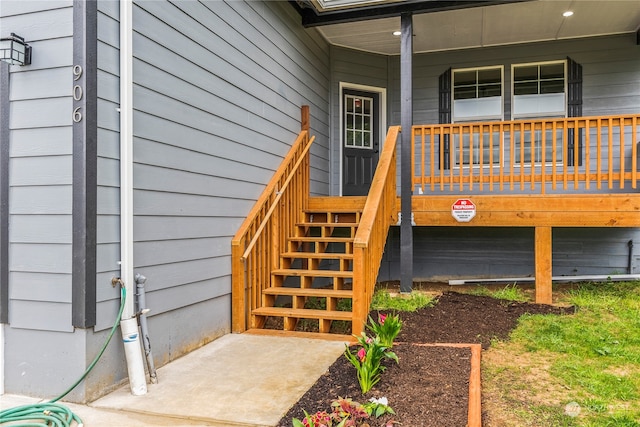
120,0,147,396
1,325,4,395
449,274,640,286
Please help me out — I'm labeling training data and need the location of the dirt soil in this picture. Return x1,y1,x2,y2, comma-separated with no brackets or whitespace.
277,291,575,427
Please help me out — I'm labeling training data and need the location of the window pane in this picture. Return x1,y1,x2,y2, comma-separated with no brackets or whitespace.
540,63,564,80
514,130,563,163
454,70,476,86
346,130,354,146
454,132,500,166
454,86,477,100
540,79,564,94
478,68,501,84
355,115,362,130
354,98,362,113
362,131,372,148
479,83,501,98
514,65,538,82
363,115,371,131
355,131,362,147
514,81,538,95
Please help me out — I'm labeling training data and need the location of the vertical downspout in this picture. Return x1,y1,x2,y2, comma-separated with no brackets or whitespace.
0,61,8,397
120,0,147,396
400,13,413,293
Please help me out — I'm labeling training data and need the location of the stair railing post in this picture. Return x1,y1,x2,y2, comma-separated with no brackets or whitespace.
271,188,280,285
352,244,367,336
231,238,247,332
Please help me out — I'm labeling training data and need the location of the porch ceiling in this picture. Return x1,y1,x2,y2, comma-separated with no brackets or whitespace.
306,0,640,55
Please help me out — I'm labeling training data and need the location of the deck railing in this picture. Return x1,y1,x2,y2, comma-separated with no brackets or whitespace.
231,127,314,332
352,126,400,335
413,115,639,194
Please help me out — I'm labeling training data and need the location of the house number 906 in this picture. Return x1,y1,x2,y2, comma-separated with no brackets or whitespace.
72,65,83,123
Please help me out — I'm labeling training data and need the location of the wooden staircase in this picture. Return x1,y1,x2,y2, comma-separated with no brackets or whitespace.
231,111,400,339
252,200,365,335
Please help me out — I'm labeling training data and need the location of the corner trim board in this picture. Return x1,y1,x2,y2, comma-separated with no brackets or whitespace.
72,0,98,328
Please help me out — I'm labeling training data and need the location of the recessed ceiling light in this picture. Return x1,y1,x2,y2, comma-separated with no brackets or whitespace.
392,31,401,36
563,11,574,17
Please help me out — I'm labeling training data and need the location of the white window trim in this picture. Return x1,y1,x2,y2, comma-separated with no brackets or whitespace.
511,59,568,120
452,65,504,123
338,82,387,196
451,65,504,170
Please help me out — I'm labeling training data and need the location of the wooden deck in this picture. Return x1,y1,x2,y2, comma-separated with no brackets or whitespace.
231,111,639,337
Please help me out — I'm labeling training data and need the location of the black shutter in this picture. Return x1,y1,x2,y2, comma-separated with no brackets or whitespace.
567,57,583,167
438,68,452,170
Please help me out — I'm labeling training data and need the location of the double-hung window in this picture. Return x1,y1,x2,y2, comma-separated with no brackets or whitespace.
452,66,503,167
512,61,567,165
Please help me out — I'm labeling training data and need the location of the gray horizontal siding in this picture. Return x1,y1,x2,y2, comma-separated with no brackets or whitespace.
94,0,331,333
379,226,640,282
1,2,75,334
9,300,73,332
9,271,71,302
10,127,72,157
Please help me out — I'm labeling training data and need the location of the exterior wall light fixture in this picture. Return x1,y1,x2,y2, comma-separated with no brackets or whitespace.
0,33,32,66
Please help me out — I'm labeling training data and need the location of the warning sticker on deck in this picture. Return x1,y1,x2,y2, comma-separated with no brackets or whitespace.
451,199,476,222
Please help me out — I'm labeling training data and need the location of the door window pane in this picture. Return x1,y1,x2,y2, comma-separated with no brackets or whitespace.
345,94,373,149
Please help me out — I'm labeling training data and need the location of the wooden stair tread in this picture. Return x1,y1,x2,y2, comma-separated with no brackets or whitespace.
289,236,354,243
253,307,352,321
281,251,353,259
244,328,354,342
303,208,363,213
263,287,353,298
272,269,353,277
297,222,359,227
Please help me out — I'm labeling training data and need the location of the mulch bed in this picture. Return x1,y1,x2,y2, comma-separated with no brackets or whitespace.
276,291,575,427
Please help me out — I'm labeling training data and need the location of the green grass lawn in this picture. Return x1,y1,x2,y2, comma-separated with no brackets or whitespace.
371,281,640,426
482,280,640,426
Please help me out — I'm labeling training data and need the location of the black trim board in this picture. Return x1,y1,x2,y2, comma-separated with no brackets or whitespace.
72,0,98,328
0,63,9,324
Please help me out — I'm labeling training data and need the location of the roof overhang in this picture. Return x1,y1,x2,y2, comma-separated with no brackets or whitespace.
292,0,640,55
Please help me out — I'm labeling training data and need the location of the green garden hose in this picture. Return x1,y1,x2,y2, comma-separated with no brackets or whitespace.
0,285,128,427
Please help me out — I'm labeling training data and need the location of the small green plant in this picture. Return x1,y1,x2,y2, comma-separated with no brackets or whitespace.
344,333,398,394
470,284,528,302
371,289,434,312
292,397,371,427
292,410,342,427
330,397,369,425
492,284,528,302
363,396,396,418
366,313,402,347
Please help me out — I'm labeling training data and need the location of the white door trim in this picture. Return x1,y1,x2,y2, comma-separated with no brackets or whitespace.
339,82,387,196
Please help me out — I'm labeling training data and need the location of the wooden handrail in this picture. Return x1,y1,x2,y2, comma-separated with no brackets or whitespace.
354,126,400,247
231,130,310,248
231,119,313,333
352,126,400,335
413,114,640,194
240,135,315,261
